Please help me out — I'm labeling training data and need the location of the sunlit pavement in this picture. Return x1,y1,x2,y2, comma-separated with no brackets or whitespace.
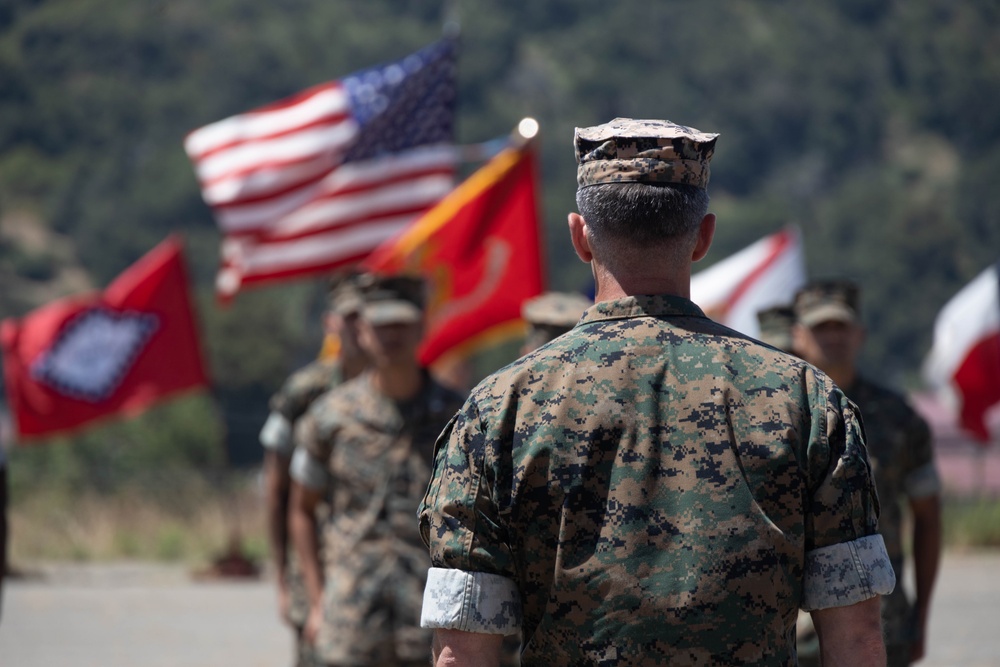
0,554,998,666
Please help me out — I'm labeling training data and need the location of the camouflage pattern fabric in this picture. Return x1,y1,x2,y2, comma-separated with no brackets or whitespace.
271,359,345,428
420,295,890,666
297,370,465,666
575,118,719,189
847,377,940,649
265,358,344,636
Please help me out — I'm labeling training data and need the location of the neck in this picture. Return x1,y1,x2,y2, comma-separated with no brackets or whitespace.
592,261,692,302
341,353,368,381
372,363,423,401
824,365,858,391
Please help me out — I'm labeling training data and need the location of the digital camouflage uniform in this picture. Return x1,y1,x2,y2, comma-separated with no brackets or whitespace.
292,370,465,667
847,377,940,666
419,295,895,666
260,358,344,667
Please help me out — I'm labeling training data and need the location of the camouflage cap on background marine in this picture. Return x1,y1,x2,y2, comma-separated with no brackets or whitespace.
327,272,364,315
575,118,720,189
756,305,796,353
793,280,861,328
357,274,425,325
522,291,594,351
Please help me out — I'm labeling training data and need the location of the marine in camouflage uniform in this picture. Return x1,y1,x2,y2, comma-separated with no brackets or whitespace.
260,275,367,667
794,281,942,667
419,118,894,667
290,275,465,667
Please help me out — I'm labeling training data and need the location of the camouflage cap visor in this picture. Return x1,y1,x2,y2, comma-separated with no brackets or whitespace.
575,118,719,188
799,302,858,328
362,300,423,326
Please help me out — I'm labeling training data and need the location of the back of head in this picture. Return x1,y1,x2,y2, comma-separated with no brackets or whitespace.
574,118,718,269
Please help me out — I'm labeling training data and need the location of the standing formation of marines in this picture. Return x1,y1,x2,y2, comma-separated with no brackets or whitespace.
259,117,942,667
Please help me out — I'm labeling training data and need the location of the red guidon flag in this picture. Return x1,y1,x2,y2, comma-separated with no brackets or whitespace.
923,261,1000,443
363,140,545,366
1,237,209,441
184,38,458,300
690,226,806,338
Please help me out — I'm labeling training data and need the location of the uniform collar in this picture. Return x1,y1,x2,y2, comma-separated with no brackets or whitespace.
578,294,707,325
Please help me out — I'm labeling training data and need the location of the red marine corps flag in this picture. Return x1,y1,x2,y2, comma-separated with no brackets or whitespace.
924,260,1000,444
1,237,209,441
184,38,458,300
364,126,545,367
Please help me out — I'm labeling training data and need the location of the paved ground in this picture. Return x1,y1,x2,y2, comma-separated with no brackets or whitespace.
1,552,999,666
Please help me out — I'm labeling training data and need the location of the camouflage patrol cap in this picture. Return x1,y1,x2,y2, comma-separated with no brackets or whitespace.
522,292,594,328
521,292,593,351
357,274,425,325
575,118,719,189
793,280,861,328
326,272,364,315
756,305,796,352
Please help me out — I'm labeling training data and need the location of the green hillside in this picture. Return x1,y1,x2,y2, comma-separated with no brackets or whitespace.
1,0,998,482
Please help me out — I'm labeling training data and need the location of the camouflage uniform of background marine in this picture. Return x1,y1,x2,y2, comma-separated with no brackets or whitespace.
260,278,363,667
265,360,342,634
793,281,941,667
293,277,465,667
419,119,895,666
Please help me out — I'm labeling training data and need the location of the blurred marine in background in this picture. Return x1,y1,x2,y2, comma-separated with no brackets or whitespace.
756,304,797,354
289,275,465,667
259,275,368,667
520,292,594,355
793,280,943,667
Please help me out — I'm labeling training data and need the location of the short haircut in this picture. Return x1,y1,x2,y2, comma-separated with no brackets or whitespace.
575,182,709,248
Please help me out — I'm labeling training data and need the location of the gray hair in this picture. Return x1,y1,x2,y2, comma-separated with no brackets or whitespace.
575,182,709,272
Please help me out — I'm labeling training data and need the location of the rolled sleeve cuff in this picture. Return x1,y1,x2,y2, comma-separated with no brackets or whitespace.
259,412,293,455
904,462,942,499
802,533,896,611
289,448,330,491
420,568,522,635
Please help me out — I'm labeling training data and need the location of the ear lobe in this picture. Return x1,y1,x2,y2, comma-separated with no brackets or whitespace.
568,212,593,263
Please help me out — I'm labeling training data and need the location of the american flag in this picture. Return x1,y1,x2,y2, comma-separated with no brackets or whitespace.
184,39,458,298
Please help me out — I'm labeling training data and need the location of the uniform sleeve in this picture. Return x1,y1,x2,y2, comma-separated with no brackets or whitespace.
802,382,896,611
418,401,522,635
902,410,942,500
259,410,293,455
289,403,333,491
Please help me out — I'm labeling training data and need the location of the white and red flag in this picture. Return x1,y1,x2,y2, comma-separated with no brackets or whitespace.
1,237,210,441
923,261,1000,444
690,226,806,338
184,38,458,299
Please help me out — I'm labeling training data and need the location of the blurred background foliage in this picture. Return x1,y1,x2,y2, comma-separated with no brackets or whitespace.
1,0,999,507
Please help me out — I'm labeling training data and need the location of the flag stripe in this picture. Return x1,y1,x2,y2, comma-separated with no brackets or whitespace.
690,226,805,338
231,216,417,276
953,331,1000,441
926,264,1000,380
214,146,457,233
194,120,357,186
722,229,796,312
184,84,349,159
